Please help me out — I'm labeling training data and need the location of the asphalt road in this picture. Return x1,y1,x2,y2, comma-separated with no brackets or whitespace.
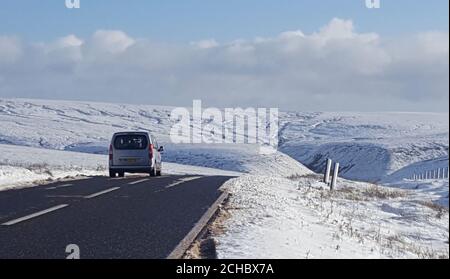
0,174,233,259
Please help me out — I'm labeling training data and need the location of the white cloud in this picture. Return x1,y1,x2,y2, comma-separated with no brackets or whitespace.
0,36,22,64
191,39,219,49
90,30,135,54
0,18,448,112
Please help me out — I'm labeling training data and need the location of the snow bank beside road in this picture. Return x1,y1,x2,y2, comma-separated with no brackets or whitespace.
165,144,312,177
216,175,449,259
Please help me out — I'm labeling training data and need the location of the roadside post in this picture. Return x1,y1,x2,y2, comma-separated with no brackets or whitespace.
324,159,332,185
331,163,339,190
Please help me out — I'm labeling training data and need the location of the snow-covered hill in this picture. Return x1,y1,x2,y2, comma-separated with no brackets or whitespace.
1,99,447,183
1,98,448,182
0,98,313,190
279,111,449,182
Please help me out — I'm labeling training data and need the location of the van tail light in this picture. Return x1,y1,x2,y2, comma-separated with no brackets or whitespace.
149,144,154,160
109,144,113,161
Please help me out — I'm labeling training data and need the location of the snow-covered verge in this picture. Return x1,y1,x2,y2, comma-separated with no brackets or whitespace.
0,144,240,191
215,174,449,259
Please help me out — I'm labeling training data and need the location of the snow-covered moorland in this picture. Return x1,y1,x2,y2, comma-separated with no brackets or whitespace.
279,111,449,182
215,174,449,259
0,98,448,258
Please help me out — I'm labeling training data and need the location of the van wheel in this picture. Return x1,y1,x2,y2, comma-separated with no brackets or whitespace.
109,171,116,178
150,168,156,177
118,172,125,178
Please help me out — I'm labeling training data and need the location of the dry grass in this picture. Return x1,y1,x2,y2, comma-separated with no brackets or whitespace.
183,238,218,259
418,200,449,219
288,173,322,181
362,185,407,199
333,185,407,202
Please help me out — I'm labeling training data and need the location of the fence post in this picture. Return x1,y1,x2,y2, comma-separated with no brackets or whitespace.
331,163,339,190
324,159,332,185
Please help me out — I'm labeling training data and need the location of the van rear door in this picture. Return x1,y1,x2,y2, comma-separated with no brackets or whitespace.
112,134,150,166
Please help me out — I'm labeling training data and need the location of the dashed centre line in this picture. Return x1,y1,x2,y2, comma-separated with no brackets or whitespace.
128,179,149,185
1,176,188,226
165,176,203,189
84,187,121,199
1,204,69,226
46,184,73,190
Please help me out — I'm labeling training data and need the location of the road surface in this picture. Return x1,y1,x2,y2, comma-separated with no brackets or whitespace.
0,175,232,259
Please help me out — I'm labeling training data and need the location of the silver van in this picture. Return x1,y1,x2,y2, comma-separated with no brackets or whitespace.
109,132,163,178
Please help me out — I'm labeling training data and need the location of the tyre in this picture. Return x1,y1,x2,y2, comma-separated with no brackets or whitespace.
150,168,156,177
118,171,125,178
109,170,116,178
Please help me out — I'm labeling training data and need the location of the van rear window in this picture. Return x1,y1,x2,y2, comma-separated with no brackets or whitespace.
114,135,148,150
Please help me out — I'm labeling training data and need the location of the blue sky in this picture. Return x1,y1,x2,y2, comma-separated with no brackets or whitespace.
0,0,448,42
0,1,448,111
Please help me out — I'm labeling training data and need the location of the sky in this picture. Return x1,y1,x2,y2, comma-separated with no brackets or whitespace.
0,0,448,111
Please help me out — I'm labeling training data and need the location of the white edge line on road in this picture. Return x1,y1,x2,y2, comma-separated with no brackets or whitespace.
84,187,121,199
128,179,149,185
1,204,69,226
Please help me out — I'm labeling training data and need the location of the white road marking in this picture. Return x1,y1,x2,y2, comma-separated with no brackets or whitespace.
165,176,203,189
84,187,120,199
46,184,73,190
1,204,69,226
128,179,149,185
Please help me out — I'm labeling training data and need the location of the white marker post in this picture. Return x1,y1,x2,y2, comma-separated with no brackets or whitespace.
324,159,332,185
331,163,339,190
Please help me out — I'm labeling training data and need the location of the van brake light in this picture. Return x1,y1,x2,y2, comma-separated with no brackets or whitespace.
109,144,113,161
149,144,154,159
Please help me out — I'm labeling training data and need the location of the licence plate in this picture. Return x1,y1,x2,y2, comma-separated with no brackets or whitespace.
121,158,137,163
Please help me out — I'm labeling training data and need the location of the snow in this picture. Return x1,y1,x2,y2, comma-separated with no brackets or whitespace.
216,175,449,259
381,157,449,207
279,111,448,182
0,98,309,177
1,99,447,183
0,98,448,258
